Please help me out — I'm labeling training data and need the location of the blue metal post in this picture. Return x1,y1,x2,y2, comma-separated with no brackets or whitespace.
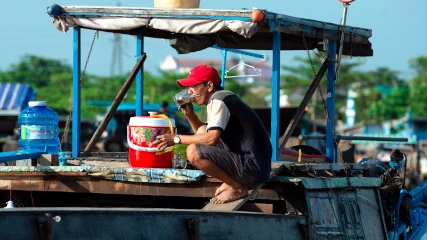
271,29,281,162
72,27,81,158
221,50,227,88
136,29,144,116
326,40,337,163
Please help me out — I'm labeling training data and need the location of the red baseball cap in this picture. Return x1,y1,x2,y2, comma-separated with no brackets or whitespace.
176,65,221,88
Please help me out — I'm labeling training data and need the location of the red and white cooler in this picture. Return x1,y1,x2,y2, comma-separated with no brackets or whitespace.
127,114,176,168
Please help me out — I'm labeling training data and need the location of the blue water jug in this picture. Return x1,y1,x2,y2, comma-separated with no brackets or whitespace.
18,101,59,154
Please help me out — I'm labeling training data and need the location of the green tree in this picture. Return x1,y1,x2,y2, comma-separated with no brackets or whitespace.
0,55,77,115
409,56,427,117
281,55,365,121
0,55,71,87
280,55,409,124
355,67,406,122
366,86,410,122
36,72,73,114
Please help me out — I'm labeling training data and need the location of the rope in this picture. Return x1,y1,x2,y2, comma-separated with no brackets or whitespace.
302,36,343,162
61,30,99,147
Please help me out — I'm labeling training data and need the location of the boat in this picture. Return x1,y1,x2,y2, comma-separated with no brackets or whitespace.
0,3,425,240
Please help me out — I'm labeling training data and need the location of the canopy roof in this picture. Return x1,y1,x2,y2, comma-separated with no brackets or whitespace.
48,5,373,56
0,83,35,116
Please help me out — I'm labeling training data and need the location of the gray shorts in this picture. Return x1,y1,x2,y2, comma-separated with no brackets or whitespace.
195,141,258,188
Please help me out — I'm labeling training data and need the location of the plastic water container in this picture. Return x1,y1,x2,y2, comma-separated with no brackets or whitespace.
18,101,59,154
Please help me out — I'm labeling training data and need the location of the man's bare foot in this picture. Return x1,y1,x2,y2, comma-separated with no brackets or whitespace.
211,187,248,204
214,183,233,197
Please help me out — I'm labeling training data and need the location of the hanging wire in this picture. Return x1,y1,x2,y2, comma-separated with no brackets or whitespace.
9,165,13,202
61,30,99,147
314,49,334,92
302,36,343,162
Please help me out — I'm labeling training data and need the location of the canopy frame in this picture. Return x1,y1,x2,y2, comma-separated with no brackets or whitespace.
47,4,374,162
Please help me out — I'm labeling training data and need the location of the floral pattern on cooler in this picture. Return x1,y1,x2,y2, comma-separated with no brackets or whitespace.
129,127,171,147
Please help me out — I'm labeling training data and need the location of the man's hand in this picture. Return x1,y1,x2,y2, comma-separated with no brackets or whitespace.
180,102,194,117
152,134,175,151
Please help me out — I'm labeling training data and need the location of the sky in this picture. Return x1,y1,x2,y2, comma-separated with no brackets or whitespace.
1,0,427,79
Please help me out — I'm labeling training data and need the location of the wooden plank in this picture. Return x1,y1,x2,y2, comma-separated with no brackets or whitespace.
239,203,273,213
0,178,280,200
37,154,59,166
67,159,129,167
0,172,88,178
63,6,254,18
0,149,45,163
202,164,284,211
279,155,326,163
80,152,128,159
83,54,147,156
292,163,371,171
57,7,372,49
278,59,328,152
60,6,371,38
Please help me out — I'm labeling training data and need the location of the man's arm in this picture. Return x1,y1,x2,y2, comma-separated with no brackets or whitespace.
185,112,205,133
180,129,221,146
181,103,204,133
154,129,222,151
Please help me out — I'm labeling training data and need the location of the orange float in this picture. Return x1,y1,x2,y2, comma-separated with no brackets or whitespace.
252,9,265,23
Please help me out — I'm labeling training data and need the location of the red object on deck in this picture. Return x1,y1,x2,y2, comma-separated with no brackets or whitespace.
127,115,175,168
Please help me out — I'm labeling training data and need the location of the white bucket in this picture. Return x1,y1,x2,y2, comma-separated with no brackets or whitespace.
154,0,200,8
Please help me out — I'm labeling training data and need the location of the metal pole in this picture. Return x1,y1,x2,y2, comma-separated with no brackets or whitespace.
299,135,408,142
271,29,281,162
221,50,227,88
136,29,144,116
336,3,350,83
72,27,81,158
211,45,265,59
326,40,337,163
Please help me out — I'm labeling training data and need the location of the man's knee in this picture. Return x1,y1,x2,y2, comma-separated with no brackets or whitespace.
186,144,200,165
195,125,207,135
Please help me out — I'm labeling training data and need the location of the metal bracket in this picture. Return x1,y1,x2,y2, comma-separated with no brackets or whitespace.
185,217,200,240
0,148,46,163
37,213,53,240
211,45,265,60
268,21,278,32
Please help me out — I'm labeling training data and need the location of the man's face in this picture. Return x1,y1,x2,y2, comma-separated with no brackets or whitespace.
188,81,211,105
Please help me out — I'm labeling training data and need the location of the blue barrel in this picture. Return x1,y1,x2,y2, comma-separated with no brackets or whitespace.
18,101,59,154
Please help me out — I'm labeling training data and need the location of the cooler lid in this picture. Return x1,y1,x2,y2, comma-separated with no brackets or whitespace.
129,116,176,127
28,101,47,107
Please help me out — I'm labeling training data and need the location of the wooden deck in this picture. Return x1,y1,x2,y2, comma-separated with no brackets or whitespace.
0,153,377,212
0,156,284,203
